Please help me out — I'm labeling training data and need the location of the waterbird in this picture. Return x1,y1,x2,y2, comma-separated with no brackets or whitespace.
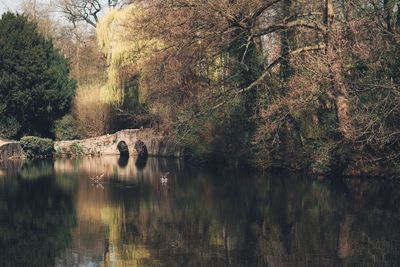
160,172,169,184
90,173,104,182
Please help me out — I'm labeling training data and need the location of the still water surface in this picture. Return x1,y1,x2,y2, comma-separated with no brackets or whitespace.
0,156,400,267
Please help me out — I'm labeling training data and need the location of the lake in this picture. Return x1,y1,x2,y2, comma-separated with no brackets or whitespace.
0,156,399,267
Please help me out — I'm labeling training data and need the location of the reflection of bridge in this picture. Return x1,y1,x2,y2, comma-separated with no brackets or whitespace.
55,129,182,158
53,156,184,266
54,156,183,181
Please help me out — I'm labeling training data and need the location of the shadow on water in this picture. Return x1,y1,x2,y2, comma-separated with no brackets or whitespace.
0,156,400,266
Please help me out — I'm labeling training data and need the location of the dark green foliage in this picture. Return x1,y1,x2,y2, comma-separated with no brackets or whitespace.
20,136,54,158
0,116,20,139
308,141,352,175
54,114,82,141
0,12,76,139
70,142,82,156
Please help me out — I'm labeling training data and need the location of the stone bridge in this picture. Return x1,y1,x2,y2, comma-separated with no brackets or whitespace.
55,129,182,158
0,140,24,161
0,129,180,160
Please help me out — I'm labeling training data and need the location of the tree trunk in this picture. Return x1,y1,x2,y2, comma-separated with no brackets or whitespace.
280,0,296,81
325,0,353,140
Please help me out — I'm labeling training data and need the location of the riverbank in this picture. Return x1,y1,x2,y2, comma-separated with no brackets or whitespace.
1,130,398,179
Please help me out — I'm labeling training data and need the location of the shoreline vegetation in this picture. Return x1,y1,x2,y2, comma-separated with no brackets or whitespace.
0,132,398,180
1,0,399,179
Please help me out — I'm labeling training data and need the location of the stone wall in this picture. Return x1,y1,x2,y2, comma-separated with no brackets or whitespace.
55,129,183,158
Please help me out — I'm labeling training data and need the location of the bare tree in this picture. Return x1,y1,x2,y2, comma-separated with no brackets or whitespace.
20,0,54,36
59,0,128,27
91,0,400,168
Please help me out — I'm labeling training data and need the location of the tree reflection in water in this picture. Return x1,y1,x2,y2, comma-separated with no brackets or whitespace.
0,157,400,266
0,163,76,267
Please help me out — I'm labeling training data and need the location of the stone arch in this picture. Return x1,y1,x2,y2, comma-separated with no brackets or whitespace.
134,140,148,160
134,140,148,169
117,141,129,156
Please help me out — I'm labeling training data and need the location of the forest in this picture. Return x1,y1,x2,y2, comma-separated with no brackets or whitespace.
1,0,400,175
